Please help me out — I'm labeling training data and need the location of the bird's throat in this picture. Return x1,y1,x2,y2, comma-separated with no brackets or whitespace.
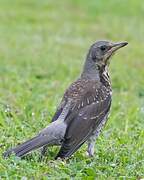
82,61,111,89
99,66,111,89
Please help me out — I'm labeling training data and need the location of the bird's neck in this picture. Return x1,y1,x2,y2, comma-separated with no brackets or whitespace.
99,66,111,90
81,60,100,81
81,59,111,89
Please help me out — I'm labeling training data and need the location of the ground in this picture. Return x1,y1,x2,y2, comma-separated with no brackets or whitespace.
0,0,144,179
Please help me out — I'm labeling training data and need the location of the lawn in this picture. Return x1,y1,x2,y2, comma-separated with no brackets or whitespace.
0,0,144,179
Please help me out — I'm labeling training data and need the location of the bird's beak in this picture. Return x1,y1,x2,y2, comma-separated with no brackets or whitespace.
104,41,128,65
110,42,128,53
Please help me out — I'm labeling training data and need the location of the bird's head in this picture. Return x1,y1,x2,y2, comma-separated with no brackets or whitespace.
87,40,128,69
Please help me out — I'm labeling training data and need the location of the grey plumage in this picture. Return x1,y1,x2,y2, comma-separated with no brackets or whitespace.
3,40,128,159
4,120,67,157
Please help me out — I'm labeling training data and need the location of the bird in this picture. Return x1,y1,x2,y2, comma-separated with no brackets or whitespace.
3,40,128,159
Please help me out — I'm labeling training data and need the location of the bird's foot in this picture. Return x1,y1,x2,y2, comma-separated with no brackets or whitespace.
86,150,94,157
86,143,95,157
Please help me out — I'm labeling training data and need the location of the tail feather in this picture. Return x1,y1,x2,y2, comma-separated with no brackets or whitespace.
3,135,53,158
3,120,67,158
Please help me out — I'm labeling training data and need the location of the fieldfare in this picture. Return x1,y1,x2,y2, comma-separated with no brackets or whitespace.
4,40,128,159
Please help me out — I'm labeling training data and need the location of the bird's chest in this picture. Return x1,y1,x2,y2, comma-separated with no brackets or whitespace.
91,112,109,139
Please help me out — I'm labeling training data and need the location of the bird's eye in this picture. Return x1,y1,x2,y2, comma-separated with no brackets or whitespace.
100,45,107,51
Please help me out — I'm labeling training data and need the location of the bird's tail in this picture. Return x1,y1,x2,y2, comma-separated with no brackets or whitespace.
3,135,54,158
3,120,66,158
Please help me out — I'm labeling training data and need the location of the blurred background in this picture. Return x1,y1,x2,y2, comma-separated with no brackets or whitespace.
0,0,144,178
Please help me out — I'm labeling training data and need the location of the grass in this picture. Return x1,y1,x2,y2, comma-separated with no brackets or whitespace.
0,0,144,179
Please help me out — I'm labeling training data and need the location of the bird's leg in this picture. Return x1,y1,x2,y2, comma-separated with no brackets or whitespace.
41,140,62,157
87,135,96,157
41,145,48,157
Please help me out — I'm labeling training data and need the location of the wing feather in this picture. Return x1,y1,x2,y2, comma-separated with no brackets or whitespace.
56,84,111,158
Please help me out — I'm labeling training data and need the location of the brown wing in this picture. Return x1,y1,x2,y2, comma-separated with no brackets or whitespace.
56,83,111,158
51,78,94,122
51,100,66,122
